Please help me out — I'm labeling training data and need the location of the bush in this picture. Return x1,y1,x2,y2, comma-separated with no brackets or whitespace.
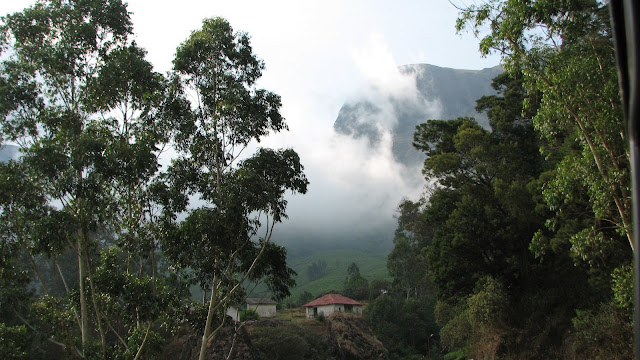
568,302,633,359
612,263,633,313
240,309,259,322
0,324,28,360
250,324,337,360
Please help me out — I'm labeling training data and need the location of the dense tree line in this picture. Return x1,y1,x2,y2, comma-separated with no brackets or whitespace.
377,0,633,359
0,1,307,359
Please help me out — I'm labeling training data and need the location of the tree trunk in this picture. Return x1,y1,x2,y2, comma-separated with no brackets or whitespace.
78,231,89,353
199,276,219,360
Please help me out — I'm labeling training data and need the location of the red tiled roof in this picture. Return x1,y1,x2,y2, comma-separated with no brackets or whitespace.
302,294,363,307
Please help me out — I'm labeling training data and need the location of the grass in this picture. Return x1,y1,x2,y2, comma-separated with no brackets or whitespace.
275,307,307,323
286,248,391,300
241,247,391,304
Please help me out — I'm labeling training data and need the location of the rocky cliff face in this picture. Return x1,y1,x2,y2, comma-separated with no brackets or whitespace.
333,64,501,165
328,313,389,360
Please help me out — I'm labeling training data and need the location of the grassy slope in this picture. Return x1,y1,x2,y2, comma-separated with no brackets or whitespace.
285,248,390,300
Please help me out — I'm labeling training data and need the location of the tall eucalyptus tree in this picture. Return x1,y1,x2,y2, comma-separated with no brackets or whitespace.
163,17,308,360
1,1,173,357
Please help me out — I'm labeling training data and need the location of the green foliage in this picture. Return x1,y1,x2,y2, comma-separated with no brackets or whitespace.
164,15,307,294
367,295,438,359
239,309,260,322
437,278,511,358
298,291,314,306
0,247,32,323
369,278,391,300
568,302,633,359
405,65,610,359
0,324,28,360
438,301,469,353
611,263,633,313
343,263,369,300
306,259,327,281
0,3,307,360
458,0,630,258
387,234,428,298
388,198,430,300
164,16,308,360
443,349,465,360
0,0,182,357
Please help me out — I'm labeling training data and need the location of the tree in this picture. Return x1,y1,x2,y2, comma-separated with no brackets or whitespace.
388,199,430,299
452,3,633,357
1,1,183,358
455,0,630,257
367,294,438,358
407,68,610,357
387,236,425,299
298,291,314,306
343,263,369,300
1,4,308,360
306,259,327,281
161,17,308,360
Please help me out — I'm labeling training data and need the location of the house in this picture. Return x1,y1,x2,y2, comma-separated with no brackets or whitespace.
302,293,363,319
226,306,240,321
245,297,278,318
226,297,278,321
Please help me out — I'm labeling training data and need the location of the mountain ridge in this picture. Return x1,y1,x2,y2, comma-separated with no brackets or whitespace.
333,63,502,165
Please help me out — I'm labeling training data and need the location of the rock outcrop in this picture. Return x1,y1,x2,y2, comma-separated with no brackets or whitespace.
328,313,389,360
161,325,255,360
162,314,389,360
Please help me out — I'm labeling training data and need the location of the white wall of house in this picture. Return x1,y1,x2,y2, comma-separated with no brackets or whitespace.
227,306,239,321
305,304,363,319
247,303,277,318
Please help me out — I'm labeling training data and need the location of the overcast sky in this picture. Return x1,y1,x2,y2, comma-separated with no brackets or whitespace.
2,0,501,246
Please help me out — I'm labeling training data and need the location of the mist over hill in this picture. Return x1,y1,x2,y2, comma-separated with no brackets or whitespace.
273,64,501,256
333,64,502,165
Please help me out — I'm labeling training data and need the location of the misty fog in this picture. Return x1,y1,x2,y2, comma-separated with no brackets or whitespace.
268,40,442,253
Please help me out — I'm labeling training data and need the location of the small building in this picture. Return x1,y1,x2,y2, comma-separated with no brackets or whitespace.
302,294,363,319
226,306,240,321
226,297,278,321
245,297,278,318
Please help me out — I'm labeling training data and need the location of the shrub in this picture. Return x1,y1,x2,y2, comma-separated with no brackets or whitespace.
568,302,633,359
240,309,259,322
0,324,28,360
612,263,633,313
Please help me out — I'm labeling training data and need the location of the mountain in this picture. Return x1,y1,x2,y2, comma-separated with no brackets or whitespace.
271,64,503,298
333,64,502,165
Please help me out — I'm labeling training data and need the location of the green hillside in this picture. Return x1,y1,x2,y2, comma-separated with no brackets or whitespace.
283,248,390,301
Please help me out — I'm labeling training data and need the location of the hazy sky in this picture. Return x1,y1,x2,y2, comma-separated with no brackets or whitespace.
1,0,501,245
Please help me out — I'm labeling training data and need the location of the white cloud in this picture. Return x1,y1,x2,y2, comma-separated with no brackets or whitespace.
270,33,436,245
